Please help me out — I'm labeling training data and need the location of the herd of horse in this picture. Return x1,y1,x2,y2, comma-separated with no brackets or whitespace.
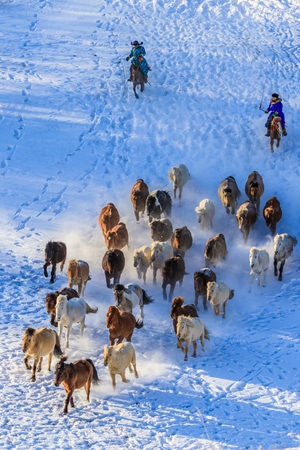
21,164,297,414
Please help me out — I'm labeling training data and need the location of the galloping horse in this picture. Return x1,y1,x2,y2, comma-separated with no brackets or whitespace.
131,63,145,99
22,327,63,382
106,305,143,346
43,241,67,283
54,356,99,415
270,116,282,152
113,283,153,319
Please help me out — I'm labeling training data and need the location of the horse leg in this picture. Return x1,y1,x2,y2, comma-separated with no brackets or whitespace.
222,301,227,319
37,356,43,372
43,262,50,278
140,304,144,319
78,281,83,297
192,340,197,358
202,294,208,311
111,373,116,389
50,314,58,327
133,84,139,99
47,352,53,371
60,258,66,272
133,362,138,378
168,283,175,302
50,263,56,283
80,319,85,336
184,340,189,361
278,260,285,281
120,370,129,383
153,267,157,284
274,258,278,277
85,378,91,402
66,325,71,348
31,358,39,382
24,355,32,370
276,138,280,148
63,392,72,414
270,137,274,152
162,282,168,300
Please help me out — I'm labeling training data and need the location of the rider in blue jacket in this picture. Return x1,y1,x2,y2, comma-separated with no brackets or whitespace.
126,40,151,83
265,93,287,136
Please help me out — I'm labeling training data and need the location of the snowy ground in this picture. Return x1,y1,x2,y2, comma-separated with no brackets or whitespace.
0,0,300,448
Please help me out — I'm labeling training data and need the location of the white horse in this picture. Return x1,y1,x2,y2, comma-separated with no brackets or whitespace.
195,199,215,230
133,245,152,283
169,164,190,203
113,283,153,319
273,233,297,281
55,295,87,348
206,281,234,318
249,247,270,292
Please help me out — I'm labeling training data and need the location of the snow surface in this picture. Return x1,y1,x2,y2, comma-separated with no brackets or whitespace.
1,0,300,448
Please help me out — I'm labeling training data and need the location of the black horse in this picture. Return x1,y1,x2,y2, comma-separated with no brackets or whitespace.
43,241,67,283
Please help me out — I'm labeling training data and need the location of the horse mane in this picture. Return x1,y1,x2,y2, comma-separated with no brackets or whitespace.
25,327,35,336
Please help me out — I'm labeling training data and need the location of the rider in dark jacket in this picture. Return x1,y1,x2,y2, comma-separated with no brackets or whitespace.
265,93,287,136
126,40,151,83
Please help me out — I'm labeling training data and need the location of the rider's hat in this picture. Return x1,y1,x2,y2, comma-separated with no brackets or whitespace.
131,40,143,46
271,93,279,98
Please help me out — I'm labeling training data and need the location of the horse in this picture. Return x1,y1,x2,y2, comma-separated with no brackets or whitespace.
273,233,297,281
249,247,270,292
102,249,125,288
106,222,129,250
133,245,152,283
206,280,234,318
98,203,120,243
130,179,149,222
146,190,172,223
103,342,139,389
176,316,210,362
263,196,282,236
245,171,265,214
67,259,91,297
106,305,143,346
270,116,282,152
45,287,79,327
195,199,215,230
131,63,145,99
150,218,173,242
194,268,217,310
22,327,63,382
171,226,193,258
168,164,190,203
55,295,88,348
54,356,99,415
113,283,154,319
170,296,198,335
218,176,241,215
204,233,227,267
162,255,186,301
150,241,173,284
43,241,67,283
236,201,257,244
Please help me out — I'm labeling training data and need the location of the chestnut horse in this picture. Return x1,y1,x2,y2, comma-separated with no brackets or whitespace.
43,241,67,283
170,296,198,335
270,116,282,152
106,305,143,346
54,356,99,415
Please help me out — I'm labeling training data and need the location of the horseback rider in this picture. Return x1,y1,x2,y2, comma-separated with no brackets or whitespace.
264,93,287,136
126,40,151,83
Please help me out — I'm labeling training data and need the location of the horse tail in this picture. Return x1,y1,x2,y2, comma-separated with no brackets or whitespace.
204,326,210,341
86,359,100,384
86,302,98,314
142,289,154,304
53,331,64,357
135,318,144,329
229,289,234,300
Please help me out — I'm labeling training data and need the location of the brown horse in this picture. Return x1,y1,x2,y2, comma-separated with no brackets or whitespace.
22,327,63,382
43,241,67,283
54,356,99,415
46,287,79,327
106,305,143,346
102,249,125,288
67,259,91,297
270,116,282,152
131,63,145,99
194,268,217,310
236,201,257,244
